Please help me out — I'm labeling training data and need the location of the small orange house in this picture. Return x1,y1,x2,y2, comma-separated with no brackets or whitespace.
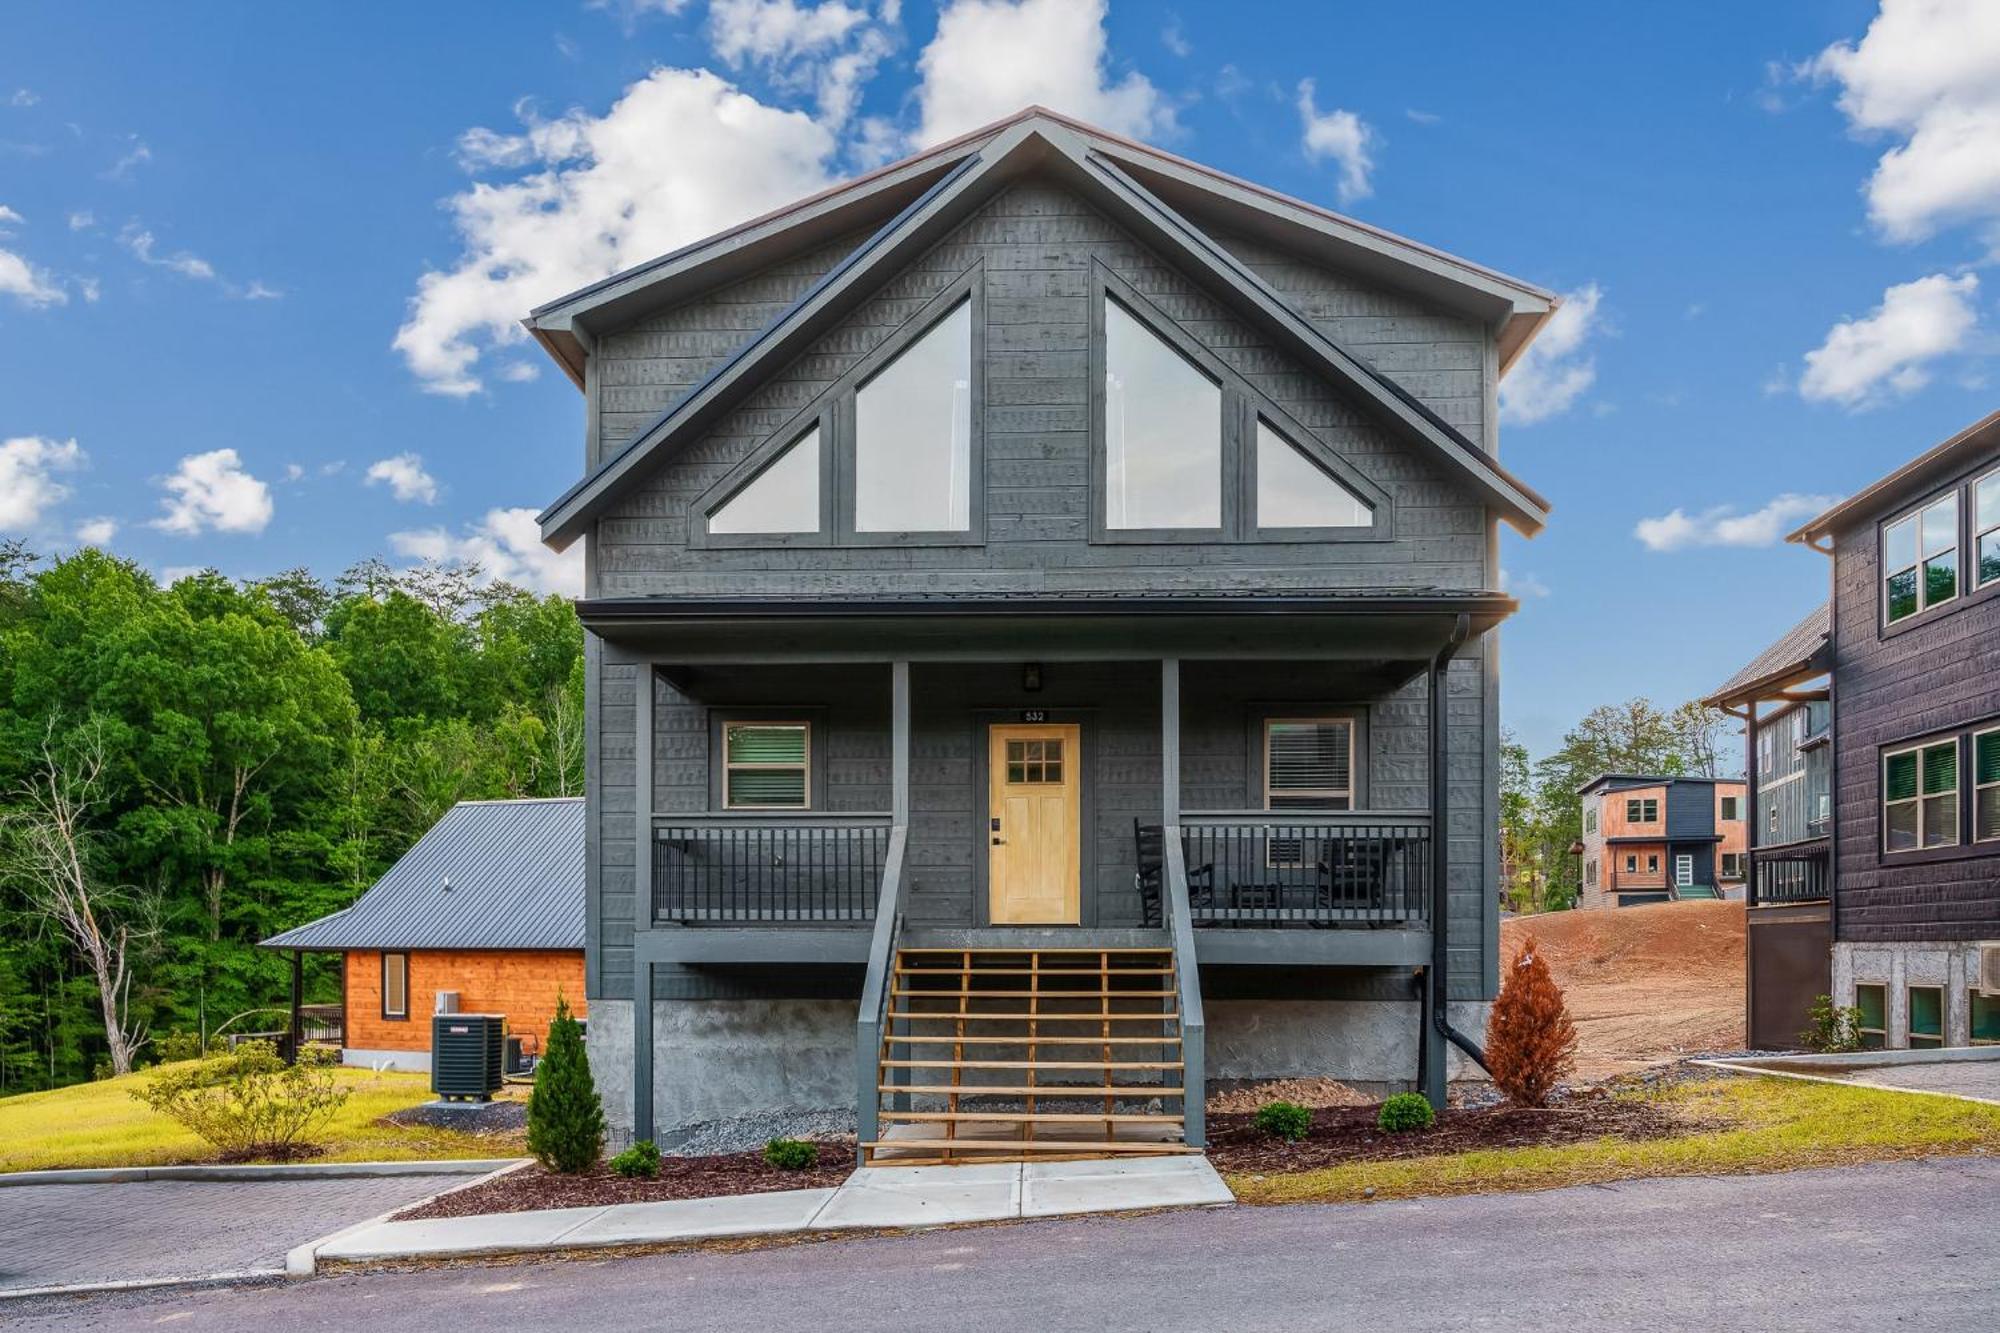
263,797,584,1071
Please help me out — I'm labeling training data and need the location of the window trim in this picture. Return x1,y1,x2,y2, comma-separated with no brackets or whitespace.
1975,466,2000,591
1881,491,1959,628
1583,804,1597,834
688,261,986,551
1719,851,1744,880
1882,738,1960,855
1719,795,1740,822
1977,726,2000,845
1907,984,1945,1049
1624,796,1659,824
1259,715,1358,812
714,715,817,812
1971,988,2000,1046
1855,983,1887,1050
381,951,408,1022
1088,263,1390,547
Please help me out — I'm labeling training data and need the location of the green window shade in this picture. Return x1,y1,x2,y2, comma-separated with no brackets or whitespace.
727,725,807,765
1922,742,1957,796
1909,987,1943,1037
1885,751,1918,801
725,768,806,808
1856,984,1886,1031
1977,733,2000,785
1973,992,2000,1044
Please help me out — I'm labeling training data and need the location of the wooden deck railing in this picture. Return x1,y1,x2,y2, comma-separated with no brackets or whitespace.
654,814,893,924
1169,812,1432,927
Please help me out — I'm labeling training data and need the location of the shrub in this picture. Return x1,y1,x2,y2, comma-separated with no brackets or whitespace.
130,1041,349,1159
155,1030,225,1063
528,995,604,1173
609,1139,661,1179
1376,1092,1435,1133
1800,996,1863,1054
1253,1100,1313,1142
1484,934,1579,1107
763,1137,818,1170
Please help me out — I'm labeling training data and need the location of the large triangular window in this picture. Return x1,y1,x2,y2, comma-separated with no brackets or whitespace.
1256,419,1372,529
707,426,820,535
854,297,972,533
1103,296,1222,530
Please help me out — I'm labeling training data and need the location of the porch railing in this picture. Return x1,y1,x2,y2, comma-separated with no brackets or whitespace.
1751,837,1830,905
1174,812,1432,927
654,814,893,924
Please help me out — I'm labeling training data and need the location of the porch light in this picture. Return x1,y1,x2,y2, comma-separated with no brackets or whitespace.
1022,663,1043,693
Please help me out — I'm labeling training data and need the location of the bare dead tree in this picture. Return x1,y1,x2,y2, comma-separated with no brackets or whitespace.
2,720,152,1075
545,681,584,797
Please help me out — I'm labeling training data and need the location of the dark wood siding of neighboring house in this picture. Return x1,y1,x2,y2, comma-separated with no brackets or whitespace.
1830,444,2000,942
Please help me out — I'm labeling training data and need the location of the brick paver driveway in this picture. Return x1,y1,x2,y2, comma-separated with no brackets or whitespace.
0,1174,470,1293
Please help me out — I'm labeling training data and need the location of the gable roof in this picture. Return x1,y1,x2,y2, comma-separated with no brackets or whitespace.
261,798,583,953
534,112,1552,549
1702,603,1832,708
1788,408,2000,545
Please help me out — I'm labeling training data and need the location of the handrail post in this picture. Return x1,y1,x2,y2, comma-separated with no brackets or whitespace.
1164,828,1205,1149
855,825,908,1155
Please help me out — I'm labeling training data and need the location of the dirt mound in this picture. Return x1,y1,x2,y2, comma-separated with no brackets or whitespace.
1501,901,1745,1080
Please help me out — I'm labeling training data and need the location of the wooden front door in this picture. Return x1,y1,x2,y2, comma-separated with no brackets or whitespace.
987,724,1081,925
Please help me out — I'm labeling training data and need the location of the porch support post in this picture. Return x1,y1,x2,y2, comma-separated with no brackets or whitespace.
1421,638,1452,1110
633,664,655,1144
891,661,910,826
288,950,303,1065
1160,658,1180,825
1744,703,1760,908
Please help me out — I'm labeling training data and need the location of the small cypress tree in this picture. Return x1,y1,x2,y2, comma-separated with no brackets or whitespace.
1484,934,1578,1107
527,995,604,1172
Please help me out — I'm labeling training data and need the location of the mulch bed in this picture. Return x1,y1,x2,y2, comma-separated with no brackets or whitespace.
1206,1092,1688,1175
396,1144,858,1220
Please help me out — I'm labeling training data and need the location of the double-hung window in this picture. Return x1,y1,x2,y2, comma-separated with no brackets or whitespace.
1720,851,1744,879
1263,718,1354,811
1584,805,1597,833
1978,469,2000,591
381,952,408,1021
1975,728,2000,844
1719,795,1740,821
1884,740,1958,851
1625,797,1658,823
1884,493,1958,624
722,723,811,810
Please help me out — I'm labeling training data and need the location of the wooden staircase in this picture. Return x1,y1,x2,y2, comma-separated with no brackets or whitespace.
861,946,1197,1165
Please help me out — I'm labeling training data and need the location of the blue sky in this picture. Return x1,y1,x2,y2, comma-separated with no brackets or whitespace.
3,1,1996,756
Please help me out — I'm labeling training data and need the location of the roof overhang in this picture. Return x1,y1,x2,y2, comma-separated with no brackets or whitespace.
1788,408,2000,546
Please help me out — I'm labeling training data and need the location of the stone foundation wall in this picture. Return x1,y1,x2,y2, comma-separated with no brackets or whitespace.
1833,941,1989,1048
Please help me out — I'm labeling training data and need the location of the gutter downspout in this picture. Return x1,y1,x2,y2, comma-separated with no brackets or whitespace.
1430,613,1491,1079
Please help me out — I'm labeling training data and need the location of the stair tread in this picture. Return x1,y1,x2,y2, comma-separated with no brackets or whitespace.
862,1139,1196,1154
881,1084,1182,1097
893,988,1176,998
887,1010,1179,1022
884,1034,1179,1046
895,967,1175,976
896,947,1171,955
881,1110,1182,1124
881,1058,1184,1070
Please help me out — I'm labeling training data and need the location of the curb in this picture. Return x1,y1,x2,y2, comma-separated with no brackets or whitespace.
286,1159,537,1278
0,1269,284,1304
0,1158,529,1188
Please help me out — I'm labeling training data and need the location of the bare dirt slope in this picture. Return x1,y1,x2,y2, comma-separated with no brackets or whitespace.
1501,901,1746,1079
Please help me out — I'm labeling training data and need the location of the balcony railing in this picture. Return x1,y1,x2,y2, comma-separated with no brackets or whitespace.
655,814,892,924
1751,837,1830,905
1173,812,1431,927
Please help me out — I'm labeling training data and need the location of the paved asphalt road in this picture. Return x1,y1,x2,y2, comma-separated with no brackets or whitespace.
14,1157,1998,1330
0,1174,472,1294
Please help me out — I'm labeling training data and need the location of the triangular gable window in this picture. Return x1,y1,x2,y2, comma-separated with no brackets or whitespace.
1104,296,1222,530
854,297,972,533
1256,419,1372,529
708,425,821,535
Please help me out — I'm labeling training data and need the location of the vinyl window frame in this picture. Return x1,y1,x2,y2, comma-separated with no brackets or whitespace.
1259,715,1358,812
1976,726,2000,845
1719,851,1744,880
1975,466,2000,591
688,261,987,551
1907,985,1945,1049
1881,491,1959,627
1625,797,1659,824
1971,989,2000,1046
1719,795,1740,822
718,719,814,811
1855,984,1887,1050
380,951,409,1022
1882,738,1960,855
1087,262,1390,547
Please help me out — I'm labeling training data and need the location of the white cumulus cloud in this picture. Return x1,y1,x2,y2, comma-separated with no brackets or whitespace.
395,67,840,397
390,507,584,597
914,0,1173,148
1499,284,1604,425
0,246,65,308
74,516,117,545
1296,79,1375,205
1798,272,1980,408
1807,0,2000,246
151,448,274,536
1634,492,1844,552
365,452,440,504
708,0,892,127
0,435,85,530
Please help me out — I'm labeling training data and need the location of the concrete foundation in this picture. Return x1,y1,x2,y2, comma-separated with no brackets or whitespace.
1833,941,1989,1048
590,995,1491,1144
342,1047,432,1073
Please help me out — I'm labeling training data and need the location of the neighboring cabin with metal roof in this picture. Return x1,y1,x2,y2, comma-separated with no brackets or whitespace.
262,797,585,1071
1708,408,2000,1053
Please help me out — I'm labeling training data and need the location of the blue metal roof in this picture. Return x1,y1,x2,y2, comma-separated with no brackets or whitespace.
262,798,583,952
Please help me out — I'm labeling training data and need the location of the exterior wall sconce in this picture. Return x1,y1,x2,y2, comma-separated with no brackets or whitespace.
1022,663,1043,693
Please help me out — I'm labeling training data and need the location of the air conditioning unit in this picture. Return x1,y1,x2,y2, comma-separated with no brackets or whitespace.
1977,944,2000,997
431,1013,505,1102
434,990,460,1015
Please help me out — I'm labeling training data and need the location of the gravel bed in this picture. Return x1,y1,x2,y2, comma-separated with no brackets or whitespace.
657,1108,856,1157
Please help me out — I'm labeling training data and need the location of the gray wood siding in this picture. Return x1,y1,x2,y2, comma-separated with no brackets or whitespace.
1830,446,2000,942
1754,701,1830,848
589,177,1492,599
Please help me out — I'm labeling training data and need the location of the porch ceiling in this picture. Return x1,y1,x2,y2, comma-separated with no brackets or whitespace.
582,591,1510,665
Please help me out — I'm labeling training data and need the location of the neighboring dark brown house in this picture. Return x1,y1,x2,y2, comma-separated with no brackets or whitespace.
1710,409,2000,1050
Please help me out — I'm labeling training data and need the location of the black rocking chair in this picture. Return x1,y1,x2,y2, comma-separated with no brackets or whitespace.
1134,820,1214,927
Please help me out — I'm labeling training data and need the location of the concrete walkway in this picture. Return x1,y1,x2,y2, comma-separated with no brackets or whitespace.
1701,1046,2000,1105
309,1157,1233,1269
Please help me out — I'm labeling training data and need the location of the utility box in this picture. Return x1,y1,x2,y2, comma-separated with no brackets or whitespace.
431,1013,505,1101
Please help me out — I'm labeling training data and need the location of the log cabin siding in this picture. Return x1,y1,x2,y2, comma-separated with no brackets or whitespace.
343,949,586,1053
1829,441,2000,942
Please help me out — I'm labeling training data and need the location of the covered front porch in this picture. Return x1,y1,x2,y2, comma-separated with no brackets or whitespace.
590,591,1504,1149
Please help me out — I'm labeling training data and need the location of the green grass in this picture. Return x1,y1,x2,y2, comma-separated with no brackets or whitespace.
0,1062,527,1174
1227,1076,2000,1206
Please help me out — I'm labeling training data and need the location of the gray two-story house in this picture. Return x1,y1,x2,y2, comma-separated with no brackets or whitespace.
527,109,1555,1160
1711,410,2000,1051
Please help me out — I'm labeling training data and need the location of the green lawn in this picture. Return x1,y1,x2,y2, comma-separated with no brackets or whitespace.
0,1062,527,1174
1228,1075,2000,1205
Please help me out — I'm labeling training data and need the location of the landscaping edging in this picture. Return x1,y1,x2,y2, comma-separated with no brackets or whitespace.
0,1158,529,1188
